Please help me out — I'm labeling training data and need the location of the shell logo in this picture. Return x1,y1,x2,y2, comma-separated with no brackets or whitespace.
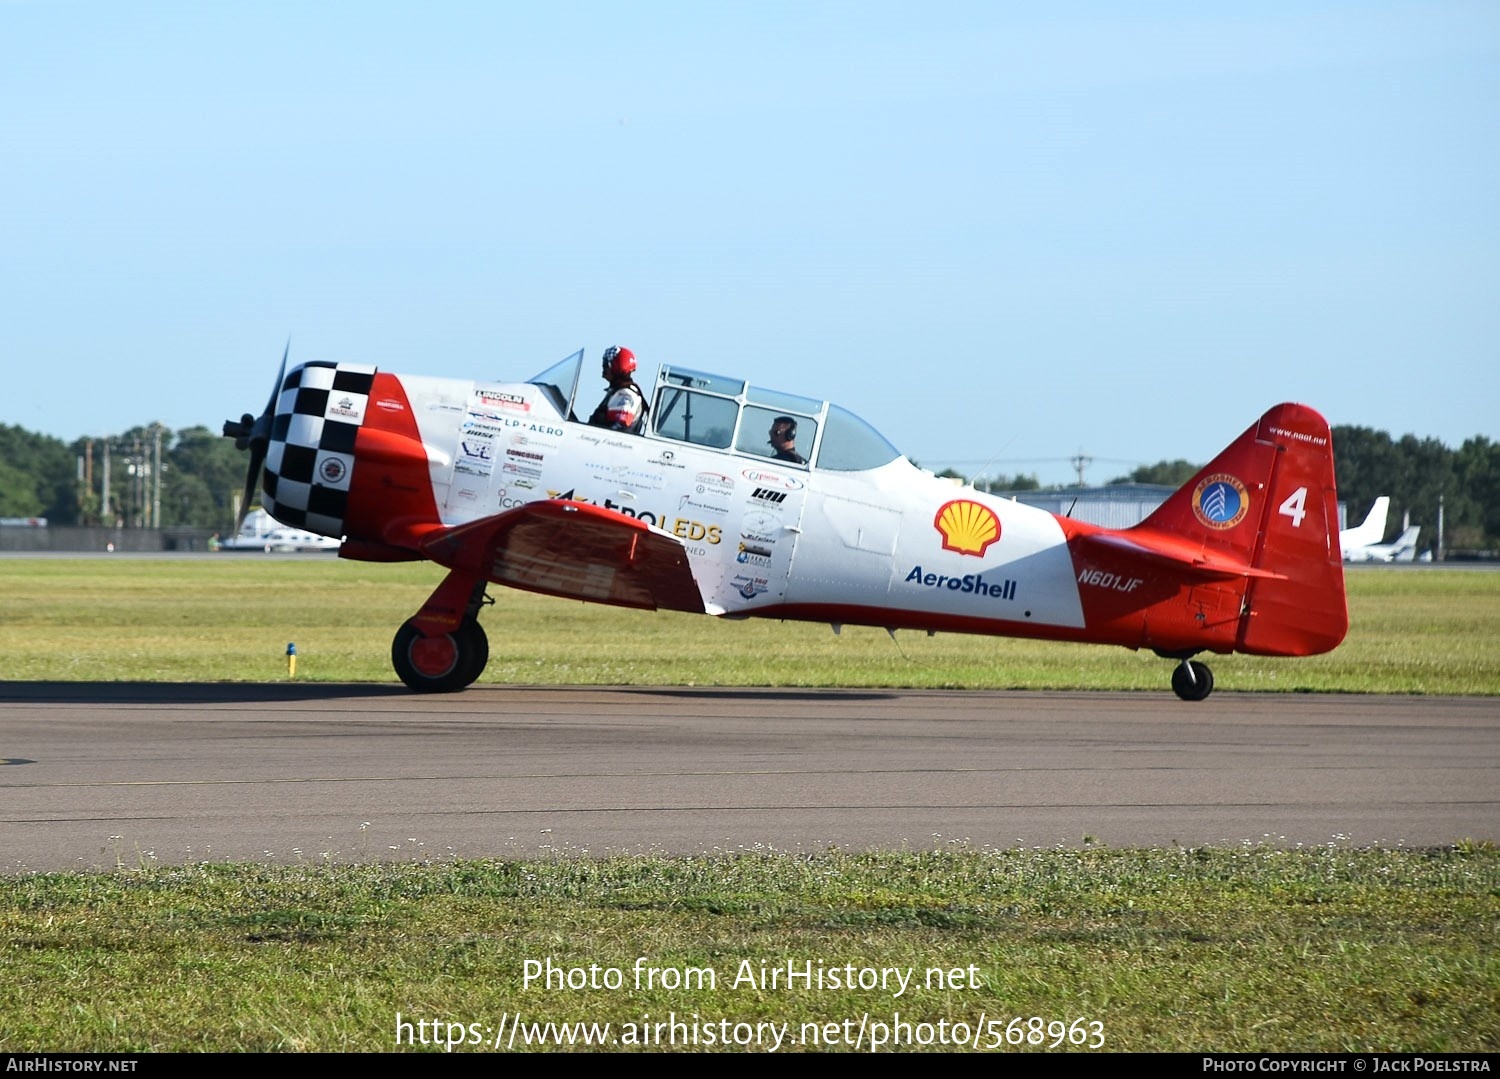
933,499,1000,557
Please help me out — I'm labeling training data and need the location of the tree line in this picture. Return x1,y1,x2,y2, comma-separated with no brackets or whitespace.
2,421,1497,552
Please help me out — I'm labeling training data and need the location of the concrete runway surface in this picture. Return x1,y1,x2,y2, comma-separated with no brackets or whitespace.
1,683,1496,872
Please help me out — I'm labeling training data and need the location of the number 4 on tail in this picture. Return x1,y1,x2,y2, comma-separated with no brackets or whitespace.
1279,486,1308,527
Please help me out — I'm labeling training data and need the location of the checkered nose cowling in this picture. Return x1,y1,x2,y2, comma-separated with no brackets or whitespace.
262,361,377,538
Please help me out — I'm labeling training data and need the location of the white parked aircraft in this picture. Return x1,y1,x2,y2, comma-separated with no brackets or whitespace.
1346,524,1422,564
1340,497,1390,561
219,506,340,553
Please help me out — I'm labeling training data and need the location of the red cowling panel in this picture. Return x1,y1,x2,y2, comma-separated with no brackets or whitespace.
341,373,443,552
419,500,707,614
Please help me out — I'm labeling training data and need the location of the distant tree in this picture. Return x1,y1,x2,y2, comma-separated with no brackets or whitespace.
166,425,247,531
977,473,1040,493
1106,459,1200,487
1451,436,1500,550
0,424,76,522
0,458,42,516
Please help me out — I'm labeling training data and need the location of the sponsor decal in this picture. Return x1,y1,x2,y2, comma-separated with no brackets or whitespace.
732,574,770,599
462,420,504,439
741,467,803,491
585,460,665,484
505,448,544,463
454,487,480,502
694,471,734,495
1266,424,1328,448
934,499,1000,557
498,494,527,508
651,449,686,470
679,496,730,516
1078,569,1143,593
904,565,1017,601
501,461,541,479
1192,473,1249,530
751,487,788,504
375,397,405,412
737,541,773,566
328,395,362,419
317,457,348,484
741,510,780,540
544,489,723,543
476,389,531,411
456,438,496,477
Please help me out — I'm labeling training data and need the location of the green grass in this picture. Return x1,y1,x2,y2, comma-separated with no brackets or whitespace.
2,559,1497,1052
1,846,1495,1052
1,560,1498,693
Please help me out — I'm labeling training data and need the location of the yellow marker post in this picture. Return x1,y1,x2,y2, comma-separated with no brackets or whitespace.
286,642,297,678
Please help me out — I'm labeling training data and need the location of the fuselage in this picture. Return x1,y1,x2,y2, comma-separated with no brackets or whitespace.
256,353,1341,659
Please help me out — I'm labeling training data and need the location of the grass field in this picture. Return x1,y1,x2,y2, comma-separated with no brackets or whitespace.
1,559,1497,1053
1,559,1498,694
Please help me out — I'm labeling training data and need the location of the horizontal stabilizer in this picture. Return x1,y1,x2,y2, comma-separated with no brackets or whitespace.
1076,531,1286,581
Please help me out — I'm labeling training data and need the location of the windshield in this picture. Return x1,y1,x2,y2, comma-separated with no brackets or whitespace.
526,349,585,419
815,404,901,471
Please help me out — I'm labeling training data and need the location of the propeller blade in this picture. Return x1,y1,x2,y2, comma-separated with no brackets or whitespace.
224,342,291,536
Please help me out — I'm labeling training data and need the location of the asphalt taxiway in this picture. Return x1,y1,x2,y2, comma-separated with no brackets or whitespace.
1,683,1495,872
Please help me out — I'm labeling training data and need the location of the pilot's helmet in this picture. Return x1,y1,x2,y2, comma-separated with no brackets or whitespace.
602,345,636,380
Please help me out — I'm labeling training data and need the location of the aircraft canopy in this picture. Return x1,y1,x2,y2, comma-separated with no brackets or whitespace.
527,351,901,472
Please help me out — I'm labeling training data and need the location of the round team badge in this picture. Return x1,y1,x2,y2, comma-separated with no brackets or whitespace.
1191,473,1249,530
318,457,348,485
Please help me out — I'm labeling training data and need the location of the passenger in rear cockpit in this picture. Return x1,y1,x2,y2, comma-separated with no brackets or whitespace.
769,415,806,465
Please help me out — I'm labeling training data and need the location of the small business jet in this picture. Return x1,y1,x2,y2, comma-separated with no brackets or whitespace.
1339,496,1391,561
224,348,1348,700
1346,524,1422,564
219,506,341,553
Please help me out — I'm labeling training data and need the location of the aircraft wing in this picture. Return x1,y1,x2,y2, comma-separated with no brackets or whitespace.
1074,530,1287,582
416,500,707,614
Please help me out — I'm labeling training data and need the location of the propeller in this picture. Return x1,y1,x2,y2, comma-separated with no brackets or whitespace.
222,343,289,535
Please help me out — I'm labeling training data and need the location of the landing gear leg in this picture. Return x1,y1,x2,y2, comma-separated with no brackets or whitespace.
1170,658,1215,702
391,573,492,692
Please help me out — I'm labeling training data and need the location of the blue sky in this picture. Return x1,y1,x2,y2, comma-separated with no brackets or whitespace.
3,1,1496,486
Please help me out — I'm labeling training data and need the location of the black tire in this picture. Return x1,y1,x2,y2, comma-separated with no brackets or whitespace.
457,617,489,687
1170,659,1215,702
391,617,488,692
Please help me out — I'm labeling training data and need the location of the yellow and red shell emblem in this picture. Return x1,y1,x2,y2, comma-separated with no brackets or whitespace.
933,499,1000,557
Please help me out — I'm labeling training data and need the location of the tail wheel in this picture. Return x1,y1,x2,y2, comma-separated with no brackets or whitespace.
391,617,489,692
1171,659,1215,702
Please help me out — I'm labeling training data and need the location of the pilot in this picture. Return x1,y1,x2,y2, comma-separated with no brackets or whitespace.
588,346,647,434
769,415,806,465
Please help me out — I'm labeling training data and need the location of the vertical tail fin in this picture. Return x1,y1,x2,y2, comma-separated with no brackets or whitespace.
1136,403,1348,656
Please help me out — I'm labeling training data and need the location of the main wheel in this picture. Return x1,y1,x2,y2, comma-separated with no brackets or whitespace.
1170,659,1215,702
391,617,489,692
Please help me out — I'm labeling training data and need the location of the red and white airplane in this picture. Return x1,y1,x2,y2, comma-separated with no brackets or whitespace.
224,347,1348,700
